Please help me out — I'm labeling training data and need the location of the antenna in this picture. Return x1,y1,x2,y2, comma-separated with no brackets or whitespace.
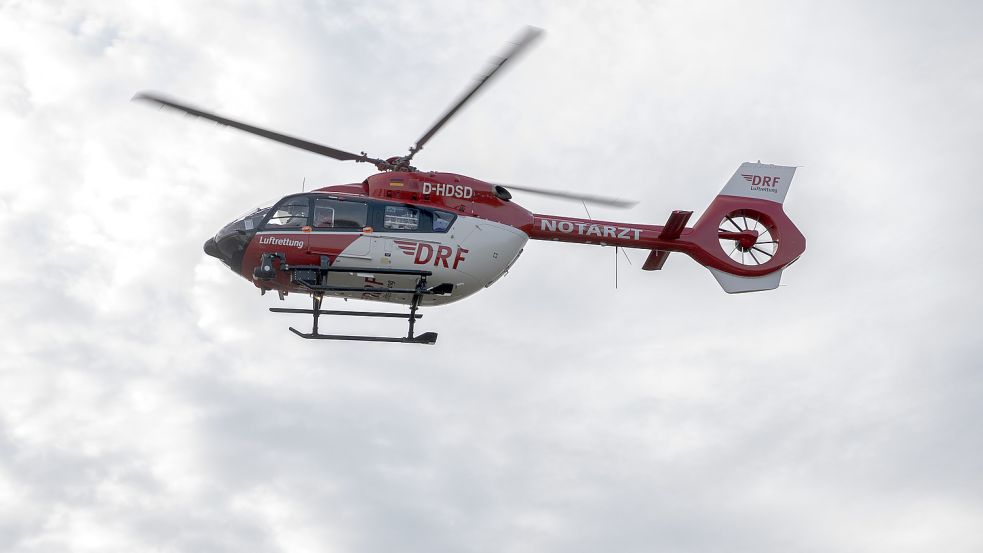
302,176,306,192
615,246,632,290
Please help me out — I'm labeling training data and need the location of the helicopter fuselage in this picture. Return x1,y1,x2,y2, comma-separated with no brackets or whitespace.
206,172,534,306
204,169,805,308
243,212,527,306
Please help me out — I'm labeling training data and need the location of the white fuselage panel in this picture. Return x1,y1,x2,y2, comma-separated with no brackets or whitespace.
318,216,527,305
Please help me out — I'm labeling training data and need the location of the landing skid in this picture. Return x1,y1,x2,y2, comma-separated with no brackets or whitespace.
269,258,441,344
287,327,438,344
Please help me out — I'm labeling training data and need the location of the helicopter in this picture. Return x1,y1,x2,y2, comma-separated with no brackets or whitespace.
135,27,805,344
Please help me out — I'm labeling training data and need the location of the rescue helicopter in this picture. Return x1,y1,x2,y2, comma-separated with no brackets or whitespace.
135,27,805,344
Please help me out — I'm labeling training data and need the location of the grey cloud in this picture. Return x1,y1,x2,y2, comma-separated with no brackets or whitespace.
2,1,983,552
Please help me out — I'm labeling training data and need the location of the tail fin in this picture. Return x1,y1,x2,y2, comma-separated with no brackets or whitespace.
690,162,805,293
720,162,797,205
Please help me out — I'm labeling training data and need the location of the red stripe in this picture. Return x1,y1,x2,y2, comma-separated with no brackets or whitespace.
394,240,417,255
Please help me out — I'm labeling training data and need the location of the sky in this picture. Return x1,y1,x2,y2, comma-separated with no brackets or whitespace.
1,1,982,552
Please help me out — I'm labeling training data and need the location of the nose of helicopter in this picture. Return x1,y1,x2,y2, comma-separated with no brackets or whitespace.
203,229,253,273
204,206,269,272
203,234,237,269
203,237,222,259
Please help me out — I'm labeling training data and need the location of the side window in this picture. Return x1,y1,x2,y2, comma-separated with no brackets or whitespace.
264,197,309,228
384,206,420,230
314,198,367,230
432,210,455,232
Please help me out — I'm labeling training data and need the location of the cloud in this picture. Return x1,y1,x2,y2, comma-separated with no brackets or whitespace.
1,1,982,552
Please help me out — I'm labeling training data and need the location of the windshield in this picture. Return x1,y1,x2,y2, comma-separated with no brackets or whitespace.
263,197,310,229
214,204,272,242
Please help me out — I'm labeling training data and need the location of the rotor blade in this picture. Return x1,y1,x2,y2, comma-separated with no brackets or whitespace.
496,183,638,208
407,26,543,161
133,92,388,166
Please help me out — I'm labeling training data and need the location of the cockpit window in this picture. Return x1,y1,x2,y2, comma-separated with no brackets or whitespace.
239,207,268,231
265,197,310,228
432,210,454,232
313,198,367,229
214,205,271,242
377,205,455,233
384,206,420,230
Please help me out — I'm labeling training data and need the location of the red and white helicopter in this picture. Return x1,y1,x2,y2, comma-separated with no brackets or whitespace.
136,28,805,344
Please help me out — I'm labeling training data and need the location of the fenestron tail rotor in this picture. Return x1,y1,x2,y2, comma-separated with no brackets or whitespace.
717,210,778,266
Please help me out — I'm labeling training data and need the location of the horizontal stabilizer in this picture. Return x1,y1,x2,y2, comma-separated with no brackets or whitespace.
642,210,693,271
642,250,669,271
659,210,692,239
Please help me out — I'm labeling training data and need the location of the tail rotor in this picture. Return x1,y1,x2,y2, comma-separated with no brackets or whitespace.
688,163,805,293
717,210,779,267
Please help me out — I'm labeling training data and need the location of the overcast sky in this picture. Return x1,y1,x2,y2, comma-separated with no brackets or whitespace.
2,1,982,552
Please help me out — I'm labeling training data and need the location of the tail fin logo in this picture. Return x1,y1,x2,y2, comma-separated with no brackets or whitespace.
741,174,780,194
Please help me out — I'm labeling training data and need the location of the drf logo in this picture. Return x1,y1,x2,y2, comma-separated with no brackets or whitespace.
742,174,780,187
394,240,469,269
742,174,780,194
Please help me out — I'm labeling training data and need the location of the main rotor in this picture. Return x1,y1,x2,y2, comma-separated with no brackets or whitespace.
136,27,635,208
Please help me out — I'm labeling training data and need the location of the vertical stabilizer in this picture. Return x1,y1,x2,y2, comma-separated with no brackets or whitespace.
719,162,796,204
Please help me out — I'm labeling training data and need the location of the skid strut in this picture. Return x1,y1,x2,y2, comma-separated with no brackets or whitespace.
268,256,440,344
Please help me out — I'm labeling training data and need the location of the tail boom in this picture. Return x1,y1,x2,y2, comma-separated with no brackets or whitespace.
525,162,805,292
528,210,799,278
